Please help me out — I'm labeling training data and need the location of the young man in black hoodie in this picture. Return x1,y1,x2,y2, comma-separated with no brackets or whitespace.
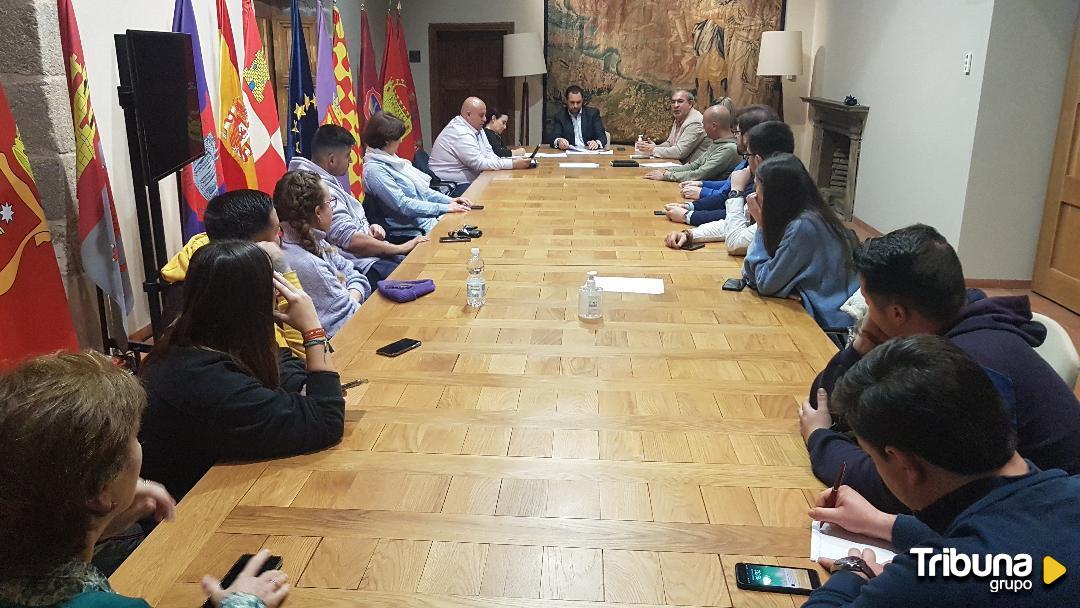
799,224,1080,512
803,336,1079,607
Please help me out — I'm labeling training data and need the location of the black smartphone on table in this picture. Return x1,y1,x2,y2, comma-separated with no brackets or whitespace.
722,277,746,291
201,554,283,608
376,338,422,357
682,242,706,251
439,236,471,243
734,562,821,596
470,205,485,210
653,210,667,216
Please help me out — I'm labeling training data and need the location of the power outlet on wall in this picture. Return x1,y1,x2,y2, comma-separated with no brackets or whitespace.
963,52,973,75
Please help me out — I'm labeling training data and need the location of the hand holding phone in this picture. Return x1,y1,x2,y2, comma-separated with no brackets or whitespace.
654,210,667,216
682,242,705,251
202,551,287,608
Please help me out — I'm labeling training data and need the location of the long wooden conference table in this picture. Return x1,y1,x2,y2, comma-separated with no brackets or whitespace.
113,153,835,607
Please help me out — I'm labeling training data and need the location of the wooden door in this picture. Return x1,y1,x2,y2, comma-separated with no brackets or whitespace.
1033,13,1080,313
429,23,514,143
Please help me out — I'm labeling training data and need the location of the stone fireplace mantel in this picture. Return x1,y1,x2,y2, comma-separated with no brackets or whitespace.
801,96,870,221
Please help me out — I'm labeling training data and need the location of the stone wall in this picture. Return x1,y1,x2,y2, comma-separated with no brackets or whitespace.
0,0,102,348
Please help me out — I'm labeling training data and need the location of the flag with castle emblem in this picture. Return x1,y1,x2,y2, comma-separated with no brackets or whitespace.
381,5,422,161
316,0,363,199
239,0,287,190
286,0,317,161
216,0,257,190
172,0,225,241
0,80,78,369
58,0,134,334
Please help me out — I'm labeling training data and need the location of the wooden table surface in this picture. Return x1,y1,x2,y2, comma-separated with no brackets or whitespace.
112,153,833,607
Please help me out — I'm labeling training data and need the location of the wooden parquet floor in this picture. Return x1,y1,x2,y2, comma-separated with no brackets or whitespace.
112,156,833,607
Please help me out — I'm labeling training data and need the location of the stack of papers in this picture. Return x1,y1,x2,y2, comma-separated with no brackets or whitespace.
566,148,614,155
594,276,665,295
559,162,600,169
809,521,897,562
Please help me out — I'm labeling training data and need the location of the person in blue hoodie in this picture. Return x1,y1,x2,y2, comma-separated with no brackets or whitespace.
742,153,859,330
802,335,1079,607
799,224,1080,513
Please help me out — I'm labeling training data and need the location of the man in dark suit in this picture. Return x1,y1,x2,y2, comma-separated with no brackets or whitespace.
546,85,608,150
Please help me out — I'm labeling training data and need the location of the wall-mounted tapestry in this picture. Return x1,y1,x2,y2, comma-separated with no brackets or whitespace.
544,0,785,144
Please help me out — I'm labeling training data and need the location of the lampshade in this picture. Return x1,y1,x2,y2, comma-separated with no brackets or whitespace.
504,32,547,77
757,30,803,76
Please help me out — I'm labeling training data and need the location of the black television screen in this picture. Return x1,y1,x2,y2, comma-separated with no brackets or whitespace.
117,30,203,181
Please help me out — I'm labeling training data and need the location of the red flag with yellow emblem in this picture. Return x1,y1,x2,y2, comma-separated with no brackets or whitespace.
0,81,78,369
380,8,421,160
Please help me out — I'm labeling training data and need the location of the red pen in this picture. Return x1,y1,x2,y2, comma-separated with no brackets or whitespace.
825,461,847,508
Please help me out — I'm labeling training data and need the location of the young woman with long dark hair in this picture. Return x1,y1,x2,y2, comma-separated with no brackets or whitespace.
139,239,345,500
742,153,859,329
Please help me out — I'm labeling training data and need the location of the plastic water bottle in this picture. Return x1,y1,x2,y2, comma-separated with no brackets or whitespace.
578,270,603,320
466,247,486,308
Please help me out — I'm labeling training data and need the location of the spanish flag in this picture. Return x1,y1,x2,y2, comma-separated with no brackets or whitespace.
0,81,78,369
217,0,257,191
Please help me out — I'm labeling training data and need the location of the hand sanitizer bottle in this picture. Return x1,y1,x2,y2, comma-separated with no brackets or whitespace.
578,271,603,321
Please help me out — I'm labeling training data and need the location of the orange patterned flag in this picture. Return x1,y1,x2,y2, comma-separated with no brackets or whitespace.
239,0,287,191
0,80,78,368
323,1,363,200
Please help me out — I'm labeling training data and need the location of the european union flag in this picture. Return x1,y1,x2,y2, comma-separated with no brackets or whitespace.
286,0,317,161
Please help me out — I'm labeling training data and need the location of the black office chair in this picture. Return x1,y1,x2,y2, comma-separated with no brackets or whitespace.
412,149,459,196
363,189,426,245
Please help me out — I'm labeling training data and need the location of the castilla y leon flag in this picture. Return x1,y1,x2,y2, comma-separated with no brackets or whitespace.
239,0,287,191
316,0,363,200
217,0,258,191
0,81,78,368
58,0,134,334
381,5,422,161
172,0,225,241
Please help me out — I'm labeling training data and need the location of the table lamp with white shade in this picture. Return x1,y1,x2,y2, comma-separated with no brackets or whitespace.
504,32,547,146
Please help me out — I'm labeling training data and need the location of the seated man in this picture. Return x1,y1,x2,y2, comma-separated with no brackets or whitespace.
546,85,608,150
644,103,739,183
429,96,532,185
800,224,1080,513
634,89,707,163
803,335,1079,606
159,190,306,358
666,104,780,225
663,120,795,255
289,124,426,285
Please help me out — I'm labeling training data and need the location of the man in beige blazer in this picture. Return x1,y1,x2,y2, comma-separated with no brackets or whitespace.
635,89,709,163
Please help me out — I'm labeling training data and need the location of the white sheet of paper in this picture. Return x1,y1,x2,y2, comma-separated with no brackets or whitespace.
533,152,568,158
809,521,897,562
594,276,665,295
639,161,681,168
566,148,614,155
559,162,600,169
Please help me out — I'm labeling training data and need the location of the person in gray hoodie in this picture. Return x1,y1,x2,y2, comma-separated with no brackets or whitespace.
289,124,427,285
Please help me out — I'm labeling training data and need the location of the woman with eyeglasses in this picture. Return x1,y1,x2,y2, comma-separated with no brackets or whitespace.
274,170,370,337
742,152,860,330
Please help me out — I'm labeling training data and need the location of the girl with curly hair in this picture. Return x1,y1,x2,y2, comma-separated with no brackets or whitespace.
274,170,370,337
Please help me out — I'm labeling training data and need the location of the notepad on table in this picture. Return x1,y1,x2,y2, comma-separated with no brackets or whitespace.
593,276,665,295
559,162,600,169
810,521,897,562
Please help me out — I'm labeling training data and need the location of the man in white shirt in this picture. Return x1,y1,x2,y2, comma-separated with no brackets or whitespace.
428,97,532,184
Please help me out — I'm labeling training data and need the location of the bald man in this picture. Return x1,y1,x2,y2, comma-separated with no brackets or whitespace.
428,97,532,186
635,89,709,163
644,104,739,182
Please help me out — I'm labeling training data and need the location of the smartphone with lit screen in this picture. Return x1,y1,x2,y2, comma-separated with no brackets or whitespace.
734,562,821,596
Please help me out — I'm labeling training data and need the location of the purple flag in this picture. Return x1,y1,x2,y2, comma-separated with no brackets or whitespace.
315,0,335,125
172,0,225,241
